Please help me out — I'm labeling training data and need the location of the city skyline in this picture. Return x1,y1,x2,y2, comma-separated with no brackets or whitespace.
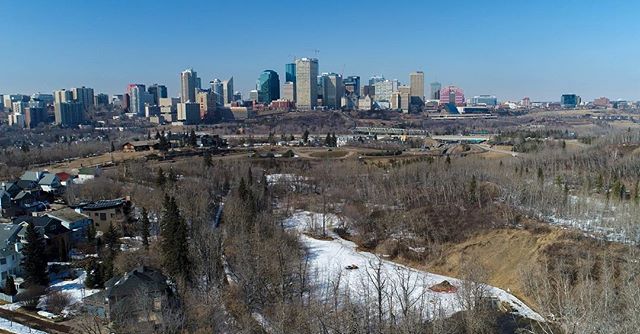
1,0,640,101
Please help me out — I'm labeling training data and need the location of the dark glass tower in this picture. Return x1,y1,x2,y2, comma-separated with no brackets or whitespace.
285,63,296,83
258,70,280,104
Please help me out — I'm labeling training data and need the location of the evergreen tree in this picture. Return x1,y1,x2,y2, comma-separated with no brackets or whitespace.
3,276,16,296
189,129,198,147
84,261,104,289
160,196,191,282
238,177,248,201
140,207,150,250
247,167,253,186
537,167,544,184
21,223,48,286
469,175,477,202
445,155,451,165
157,168,166,187
168,168,178,183
203,151,213,167
303,130,310,143
87,223,96,242
58,239,68,262
325,133,332,147
155,130,161,140
110,141,115,152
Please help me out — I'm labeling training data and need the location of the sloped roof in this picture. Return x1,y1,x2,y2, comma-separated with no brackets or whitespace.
0,223,22,244
38,174,60,186
85,266,170,304
47,208,89,223
20,171,43,182
82,199,125,211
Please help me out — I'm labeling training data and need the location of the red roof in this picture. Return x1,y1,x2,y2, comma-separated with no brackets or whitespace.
56,172,72,182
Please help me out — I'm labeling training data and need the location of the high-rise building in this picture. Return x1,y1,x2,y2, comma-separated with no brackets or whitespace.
127,84,146,116
321,73,343,109
24,107,47,128
196,90,217,120
471,95,498,106
54,89,73,106
593,97,609,108
177,102,200,124
430,82,442,100
210,79,224,105
369,75,385,86
148,84,168,105
72,87,94,109
181,69,198,103
561,94,580,108
282,82,296,102
285,63,296,83
12,101,27,115
409,71,425,107
257,70,280,104
373,79,398,102
222,77,234,104
343,76,360,97
94,93,110,106
360,85,375,99
295,58,319,110
8,113,25,128
55,102,84,126
31,93,54,105
249,90,259,102
439,86,465,106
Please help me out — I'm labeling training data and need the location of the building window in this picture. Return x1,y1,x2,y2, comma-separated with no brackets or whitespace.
100,213,106,220
0,258,5,265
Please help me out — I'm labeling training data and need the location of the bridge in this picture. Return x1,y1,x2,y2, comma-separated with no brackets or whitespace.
353,127,429,136
431,135,493,143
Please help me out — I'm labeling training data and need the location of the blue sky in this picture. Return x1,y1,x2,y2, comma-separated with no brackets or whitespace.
1,0,639,101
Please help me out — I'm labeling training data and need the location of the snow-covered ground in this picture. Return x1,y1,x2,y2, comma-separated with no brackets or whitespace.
39,269,101,315
285,210,544,322
0,317,47,334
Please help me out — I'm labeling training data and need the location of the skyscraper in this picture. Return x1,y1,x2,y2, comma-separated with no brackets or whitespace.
222,77,234,104
430,82,442,100
128,84,146,116
55,101,84,126
409,71,425,107
54,89,73,116
285,63,296,83
369,75,385,86
72,87,94,110
177,102,200,124
282,82,295,102
148,84,168,105
343,76,360,97
561,94,580,108
373,80,398,102
196,90,217,121
439,86,465,105
295,58,319,110
257,70,280,104
210,79,224,105
320,73,343,109
94,93,110,106
181,69,198,103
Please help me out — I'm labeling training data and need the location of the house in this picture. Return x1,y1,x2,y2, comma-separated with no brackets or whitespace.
83,266,175,326
55,172,75,186
122,140,159,153
79,198,130,233
0,183,20,199
20,171,45,183
0,190,10,217
38,174,63,194
13,216,71,261
0,224,24,284
76,167,101,184
46,208,93,246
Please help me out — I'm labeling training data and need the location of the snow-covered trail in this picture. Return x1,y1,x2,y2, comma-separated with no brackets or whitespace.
284,211,543,322
0,317,48,334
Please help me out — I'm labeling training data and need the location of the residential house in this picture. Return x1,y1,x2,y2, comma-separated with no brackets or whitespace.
19,171,44,183
55,172,75,186
83,266,176,327
0,190,10,217
14,216,71,261
38,174,63,195
76,167,101,184
0,224,23,284
46,208,92,246
79,198,130,233
0,183,20,199
122,140,159,153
